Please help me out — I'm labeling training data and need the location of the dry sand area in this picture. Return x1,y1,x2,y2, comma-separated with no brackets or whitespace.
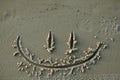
0,0,120,80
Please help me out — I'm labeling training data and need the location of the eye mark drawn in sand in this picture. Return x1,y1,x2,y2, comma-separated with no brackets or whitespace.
43,30,55,53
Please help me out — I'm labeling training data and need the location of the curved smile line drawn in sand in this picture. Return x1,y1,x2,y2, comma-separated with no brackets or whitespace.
15,35,104,69
12,32,105,76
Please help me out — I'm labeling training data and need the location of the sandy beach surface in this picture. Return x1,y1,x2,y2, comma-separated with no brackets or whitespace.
0,0,120,80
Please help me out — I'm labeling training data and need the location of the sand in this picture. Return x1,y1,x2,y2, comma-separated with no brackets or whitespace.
0,0,120,80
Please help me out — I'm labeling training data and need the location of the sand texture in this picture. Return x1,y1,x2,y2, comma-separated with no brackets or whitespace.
0,0,120,80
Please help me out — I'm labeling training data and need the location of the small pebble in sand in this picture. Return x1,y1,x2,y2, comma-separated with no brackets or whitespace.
62,60,66,63
86,66,89,69
72,55,76,59
57,63,61,66
20,68,24,71
53,61,58,65
11,44,17,48
110,38,114,42
113,16,117,20
65,67,70,70
25,71,29,74
13,40,17,43
40,68,44,71
25,65,28,69
94,36,97,39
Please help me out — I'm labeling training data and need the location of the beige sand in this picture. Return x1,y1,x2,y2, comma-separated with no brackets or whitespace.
0,0,120,80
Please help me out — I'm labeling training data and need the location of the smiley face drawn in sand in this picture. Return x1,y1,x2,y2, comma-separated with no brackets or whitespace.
12,32,106,77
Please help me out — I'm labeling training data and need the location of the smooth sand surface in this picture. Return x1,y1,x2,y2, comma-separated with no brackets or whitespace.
0,0,120,80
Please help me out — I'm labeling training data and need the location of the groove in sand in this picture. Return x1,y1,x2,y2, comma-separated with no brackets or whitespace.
16,35,104,69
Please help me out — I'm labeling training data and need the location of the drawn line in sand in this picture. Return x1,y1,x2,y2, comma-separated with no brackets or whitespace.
43,30,55,53
65,32,78,54
12,35,105,77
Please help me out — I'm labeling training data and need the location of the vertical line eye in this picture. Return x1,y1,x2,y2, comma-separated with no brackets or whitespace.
65,32,78,54
43,30,55,53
